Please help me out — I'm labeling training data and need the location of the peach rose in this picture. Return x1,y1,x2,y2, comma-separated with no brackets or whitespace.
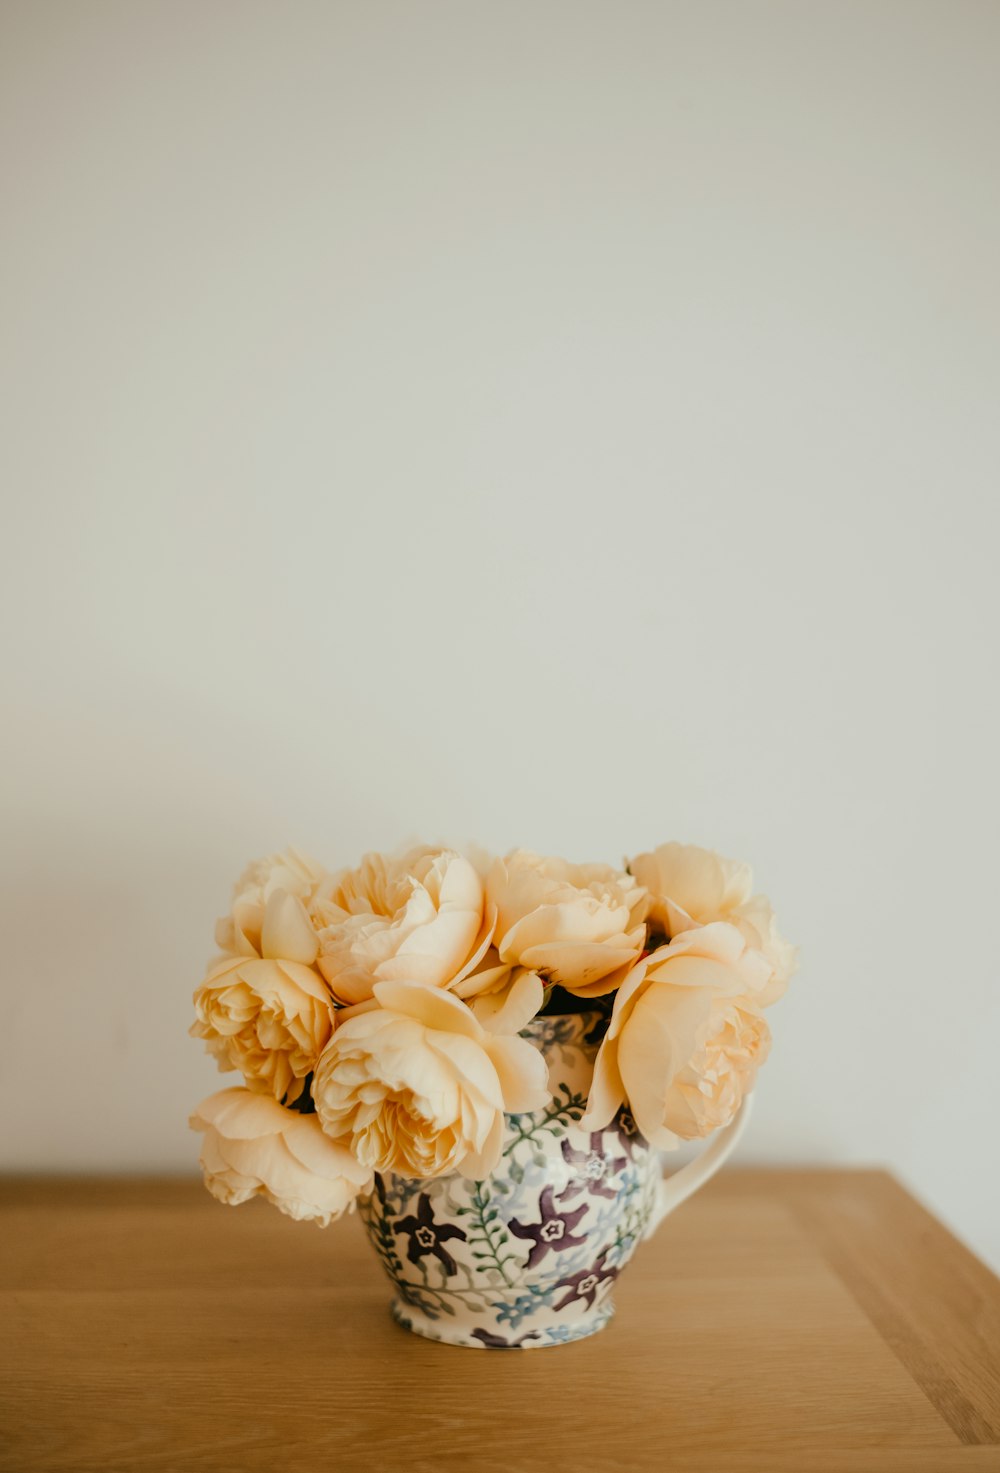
191,955,335,1104
312,978,549,1179
190,1088,370,1225
487,850,647,997
630,842,798,1006
216,847,328,965
313,846,493,1005
581,922,772,1147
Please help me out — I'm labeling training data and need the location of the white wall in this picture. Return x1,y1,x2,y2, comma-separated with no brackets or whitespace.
2,1,998,1271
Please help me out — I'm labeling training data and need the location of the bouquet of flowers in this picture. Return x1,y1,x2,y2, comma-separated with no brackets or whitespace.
189,843,797,1226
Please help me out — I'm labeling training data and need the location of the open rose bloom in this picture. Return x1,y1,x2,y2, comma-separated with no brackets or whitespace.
189,839,796,1347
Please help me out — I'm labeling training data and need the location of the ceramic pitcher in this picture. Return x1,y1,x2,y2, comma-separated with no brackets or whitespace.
358,1008,751,1349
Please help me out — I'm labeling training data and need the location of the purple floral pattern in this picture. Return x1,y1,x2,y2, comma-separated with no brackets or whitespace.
470,1327,542,1349
614,1107,641,1154
552,1251,619,1312
395,1192,466,1275
509,1186,589,1268
559,1133,628,1200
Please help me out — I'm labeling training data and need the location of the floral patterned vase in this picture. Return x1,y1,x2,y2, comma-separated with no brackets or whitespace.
357,1010,751,1349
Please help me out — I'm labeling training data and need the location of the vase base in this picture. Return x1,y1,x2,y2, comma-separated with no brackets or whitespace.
389,1296,615,1349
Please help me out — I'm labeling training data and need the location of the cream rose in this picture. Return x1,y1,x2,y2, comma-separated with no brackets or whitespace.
190,1088,371,1225
313,846,493,1005
191,955,335,1104
216,847,328,965
630,842,798,1006
312,977,549,1179
581,922,772,1147
487,850,647,997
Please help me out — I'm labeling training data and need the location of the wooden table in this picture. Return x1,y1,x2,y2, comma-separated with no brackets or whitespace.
2,1170,999,1472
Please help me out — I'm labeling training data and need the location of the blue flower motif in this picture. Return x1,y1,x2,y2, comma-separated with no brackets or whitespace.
493,1285,556,1330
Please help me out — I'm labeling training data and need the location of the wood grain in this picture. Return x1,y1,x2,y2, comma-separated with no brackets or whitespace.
2,1170,999,1472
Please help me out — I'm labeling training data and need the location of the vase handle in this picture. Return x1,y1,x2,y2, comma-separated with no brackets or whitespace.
642,1092,753,1240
